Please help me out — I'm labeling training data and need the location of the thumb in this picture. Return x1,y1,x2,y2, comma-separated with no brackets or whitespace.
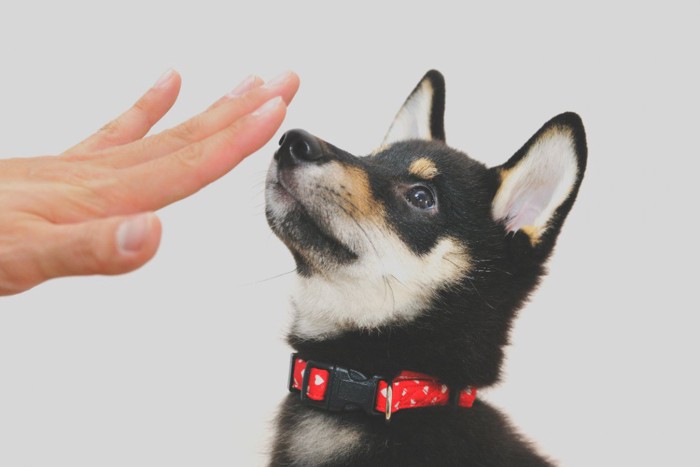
45,213,162,278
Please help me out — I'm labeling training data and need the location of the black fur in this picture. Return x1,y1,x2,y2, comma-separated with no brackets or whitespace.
265,71,587,466
272,398,552,466
424,69,446,141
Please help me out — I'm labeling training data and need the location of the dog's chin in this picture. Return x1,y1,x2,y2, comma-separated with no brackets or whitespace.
266,181,358,275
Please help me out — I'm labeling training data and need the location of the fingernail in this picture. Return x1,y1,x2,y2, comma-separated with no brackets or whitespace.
263,71,292,89
153,68,175,89
252,96,283,117
226,75,261,98
116,214,152,254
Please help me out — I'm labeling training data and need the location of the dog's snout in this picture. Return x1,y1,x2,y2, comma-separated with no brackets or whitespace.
275,129,324,165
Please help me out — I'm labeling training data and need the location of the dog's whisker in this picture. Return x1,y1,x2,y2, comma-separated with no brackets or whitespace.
241,268,297,286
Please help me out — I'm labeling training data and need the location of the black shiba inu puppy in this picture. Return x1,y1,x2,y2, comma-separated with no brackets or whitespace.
265,70,586,466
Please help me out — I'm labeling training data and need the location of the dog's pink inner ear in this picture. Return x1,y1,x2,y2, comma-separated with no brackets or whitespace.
502,185,556,233
492,127,579,243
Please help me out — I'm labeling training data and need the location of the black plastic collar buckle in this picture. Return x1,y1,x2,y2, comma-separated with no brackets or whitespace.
289,354,384,416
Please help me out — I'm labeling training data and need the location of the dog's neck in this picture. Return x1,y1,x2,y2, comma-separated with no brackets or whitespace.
285,251,537,390
287,318,504,390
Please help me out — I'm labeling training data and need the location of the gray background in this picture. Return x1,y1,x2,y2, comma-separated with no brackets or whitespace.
1,2,697,465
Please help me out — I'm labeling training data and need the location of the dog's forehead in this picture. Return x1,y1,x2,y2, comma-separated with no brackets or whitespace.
366,141,477,178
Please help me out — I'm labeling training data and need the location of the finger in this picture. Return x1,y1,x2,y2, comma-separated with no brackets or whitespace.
208,74,264,110
107,96,286,213
92,71,299,169
40,212,162,278
63,69,182,156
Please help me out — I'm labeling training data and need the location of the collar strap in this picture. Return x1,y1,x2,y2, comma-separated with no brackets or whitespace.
288,354,476,421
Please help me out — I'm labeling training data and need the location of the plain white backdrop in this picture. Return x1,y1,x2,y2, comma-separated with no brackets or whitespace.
1,2,698,465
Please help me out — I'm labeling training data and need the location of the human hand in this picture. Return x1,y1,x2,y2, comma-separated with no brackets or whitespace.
0,70,300,296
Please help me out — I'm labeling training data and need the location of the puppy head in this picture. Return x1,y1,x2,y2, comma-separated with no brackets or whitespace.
265,71,586,358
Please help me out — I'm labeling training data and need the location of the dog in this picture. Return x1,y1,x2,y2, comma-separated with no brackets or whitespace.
264,70,586,466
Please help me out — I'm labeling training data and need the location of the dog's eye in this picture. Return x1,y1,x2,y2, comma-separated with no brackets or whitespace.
406,186,436,210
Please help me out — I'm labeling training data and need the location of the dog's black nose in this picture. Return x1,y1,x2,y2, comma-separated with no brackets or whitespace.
275,129,324,165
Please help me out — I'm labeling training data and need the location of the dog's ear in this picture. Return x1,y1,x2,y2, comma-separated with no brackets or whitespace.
382,70,446,146
491,112,587,249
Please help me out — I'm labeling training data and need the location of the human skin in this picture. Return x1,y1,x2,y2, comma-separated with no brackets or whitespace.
0,70,300,296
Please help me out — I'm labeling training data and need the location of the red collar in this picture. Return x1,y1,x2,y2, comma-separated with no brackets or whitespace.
289,354,476,421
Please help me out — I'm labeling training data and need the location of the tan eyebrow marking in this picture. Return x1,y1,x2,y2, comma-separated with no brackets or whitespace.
409,157,439,179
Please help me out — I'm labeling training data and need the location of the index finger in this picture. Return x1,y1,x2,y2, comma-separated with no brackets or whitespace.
104,96,286,213
64,70,182,156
